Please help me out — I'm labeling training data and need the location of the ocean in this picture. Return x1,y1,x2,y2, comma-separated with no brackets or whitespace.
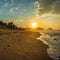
37,30,60,60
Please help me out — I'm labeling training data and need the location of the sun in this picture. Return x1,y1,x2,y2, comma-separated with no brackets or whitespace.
32,22,37,29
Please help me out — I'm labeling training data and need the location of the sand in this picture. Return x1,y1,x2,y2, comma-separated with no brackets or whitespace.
0,29,54,60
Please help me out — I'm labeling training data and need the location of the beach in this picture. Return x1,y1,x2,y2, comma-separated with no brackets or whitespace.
0,29,54,60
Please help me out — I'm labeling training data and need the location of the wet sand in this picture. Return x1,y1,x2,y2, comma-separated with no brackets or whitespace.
0,29,54,60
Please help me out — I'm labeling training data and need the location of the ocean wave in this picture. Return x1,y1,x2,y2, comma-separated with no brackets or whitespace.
37,30,60,60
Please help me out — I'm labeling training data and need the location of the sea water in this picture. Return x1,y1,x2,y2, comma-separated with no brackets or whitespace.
37,30,60,60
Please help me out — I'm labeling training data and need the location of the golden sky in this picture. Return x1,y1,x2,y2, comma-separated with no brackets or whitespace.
0,0,60,30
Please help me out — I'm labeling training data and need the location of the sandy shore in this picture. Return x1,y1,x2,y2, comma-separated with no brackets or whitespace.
0,29,54,60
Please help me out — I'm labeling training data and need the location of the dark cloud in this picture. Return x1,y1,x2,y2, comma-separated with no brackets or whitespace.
36,0,60,15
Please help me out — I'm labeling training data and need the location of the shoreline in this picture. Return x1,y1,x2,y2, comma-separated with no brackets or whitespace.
0,30,54,60
36,31,54,60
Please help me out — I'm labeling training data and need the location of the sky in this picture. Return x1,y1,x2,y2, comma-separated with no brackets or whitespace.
0,0,60,30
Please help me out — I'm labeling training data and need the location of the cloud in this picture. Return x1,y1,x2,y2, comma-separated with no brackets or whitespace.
15,8,18,10
3,3,9,7
9,8,13,13
2,0,15,7
34,0,60,16
9,8,15,14
9,7,18,15
11,0,14,3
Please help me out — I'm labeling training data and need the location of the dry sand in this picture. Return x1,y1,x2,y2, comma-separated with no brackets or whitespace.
0,29,54,60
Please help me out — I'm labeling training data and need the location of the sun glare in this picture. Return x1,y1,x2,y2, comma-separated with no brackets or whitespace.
32,22,37,29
